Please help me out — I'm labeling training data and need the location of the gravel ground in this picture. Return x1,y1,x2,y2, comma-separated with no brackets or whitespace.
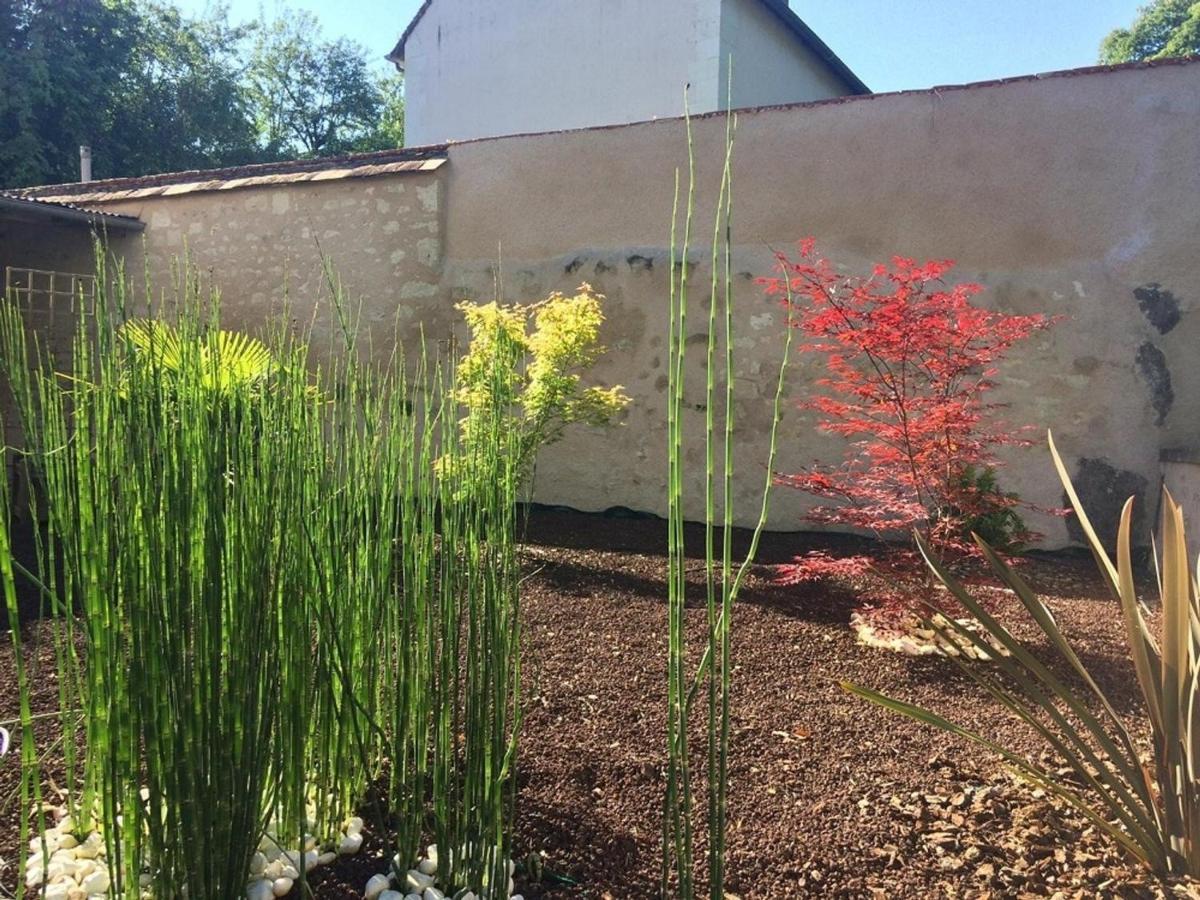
0,508,1187,898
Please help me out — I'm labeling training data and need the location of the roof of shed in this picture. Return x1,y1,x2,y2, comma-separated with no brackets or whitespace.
386,0,870,95
18,146,448,204
0,192,144,230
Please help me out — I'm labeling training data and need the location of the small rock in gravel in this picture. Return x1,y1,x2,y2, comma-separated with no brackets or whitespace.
404,869,435,892
365,873,391,899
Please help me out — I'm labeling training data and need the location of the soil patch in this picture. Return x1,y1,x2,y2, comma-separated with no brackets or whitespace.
0,508,1175,898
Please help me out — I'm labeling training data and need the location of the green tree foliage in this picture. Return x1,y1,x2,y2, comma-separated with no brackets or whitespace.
108,2,260,176
0,0,258,187
1100,0,1200,63
0,0,405,189
368,71,407,151
247,11,398,158
0,0,140,187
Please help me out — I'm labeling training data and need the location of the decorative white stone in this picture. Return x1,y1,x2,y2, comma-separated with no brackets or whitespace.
79,869,110,894
378,892,404,900
280,865,299,880
74,836,102,860
250,852,268,876
416,858,436,876
303,849,320,872
318,851,337,866
404,870,434,893
42,884,70,900
422,888,444,900
264,860,284,880
247,878,274,900
346,817,364,835
405,894,422,900
425,845,438,867
365,873,391,899
271,877,294,897
511,895,524,900
339,832,364,855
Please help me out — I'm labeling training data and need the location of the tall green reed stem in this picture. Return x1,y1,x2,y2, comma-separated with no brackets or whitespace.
663,102,795,899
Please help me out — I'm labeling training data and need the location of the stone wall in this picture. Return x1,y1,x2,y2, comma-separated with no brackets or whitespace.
64,59,1200,547
113,172,447,355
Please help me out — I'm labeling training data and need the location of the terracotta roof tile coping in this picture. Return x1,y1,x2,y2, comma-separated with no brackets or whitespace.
19,146,448,202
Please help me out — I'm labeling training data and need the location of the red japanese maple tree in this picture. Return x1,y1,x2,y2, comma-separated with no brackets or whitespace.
761,240,1055,586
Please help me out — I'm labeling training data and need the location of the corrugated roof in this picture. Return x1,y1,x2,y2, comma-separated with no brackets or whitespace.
0,192,144,230
18,146,448,203
386,0,870,94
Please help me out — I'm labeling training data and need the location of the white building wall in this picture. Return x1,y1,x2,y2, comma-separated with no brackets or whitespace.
403,0,724,147
719,0,852,108
401,0,857,147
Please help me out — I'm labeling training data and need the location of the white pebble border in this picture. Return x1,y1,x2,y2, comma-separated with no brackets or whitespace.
244,813,366,899
23,814,113,900
22,803,368,899
362,844,524,900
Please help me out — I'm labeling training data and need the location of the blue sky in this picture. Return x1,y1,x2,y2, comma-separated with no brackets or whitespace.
176,0,1144,92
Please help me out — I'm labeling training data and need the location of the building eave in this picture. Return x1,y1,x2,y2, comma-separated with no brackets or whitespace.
755,0,870,95
386,0,433,69
0,194,144,231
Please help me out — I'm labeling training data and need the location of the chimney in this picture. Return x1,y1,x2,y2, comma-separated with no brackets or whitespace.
79,145,93,183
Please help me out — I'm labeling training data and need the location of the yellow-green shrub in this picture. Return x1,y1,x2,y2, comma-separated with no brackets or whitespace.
446,285,629,488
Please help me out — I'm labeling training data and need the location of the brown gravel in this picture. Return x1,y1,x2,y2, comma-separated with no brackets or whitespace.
0,508,1188,898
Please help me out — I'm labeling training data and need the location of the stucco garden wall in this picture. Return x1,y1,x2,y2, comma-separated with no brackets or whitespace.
73,59,1200,548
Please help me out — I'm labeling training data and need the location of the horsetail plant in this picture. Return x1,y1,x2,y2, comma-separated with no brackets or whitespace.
662,99,794,898
1,254,315,899
846,432,1200,878
0,247,539,900
0,404,47,900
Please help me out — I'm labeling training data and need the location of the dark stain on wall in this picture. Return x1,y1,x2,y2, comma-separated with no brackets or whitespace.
565,256,585,275
1065,458,1148,550
1134,283,1181,334
1135,341,1174,425
627,254,654,272
594,260,615,275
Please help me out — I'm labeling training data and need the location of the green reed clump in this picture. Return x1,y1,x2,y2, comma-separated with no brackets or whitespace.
1,257,318,897
1,249,527,899
662,103,794,899
427,335,523,895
